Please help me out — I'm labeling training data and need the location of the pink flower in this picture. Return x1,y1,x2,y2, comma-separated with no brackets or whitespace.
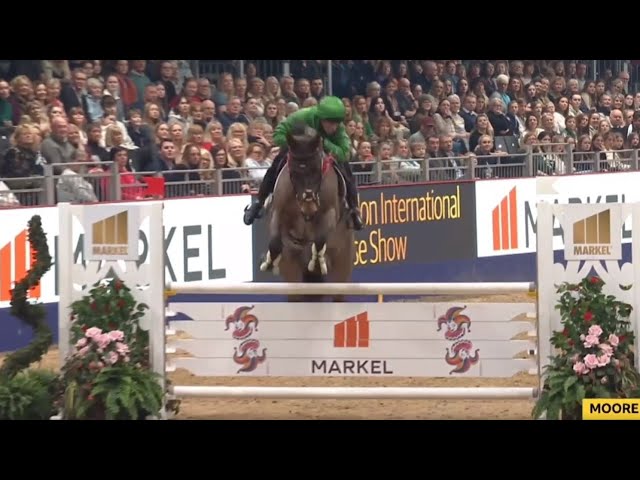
571,354,580,362
95,333,112,349
85,327,102,339
104,351,119,365
108,330,125,342
609,334,619,347
75,338,87,348
580,334,586,341
97,361,104,369
584,354,599,369
599,343,613,355
573,362,588,375
588,325,603,338
583,334,600,347
78,346,90,357
115,342,129,355
123,355,130,363
597,354,611,367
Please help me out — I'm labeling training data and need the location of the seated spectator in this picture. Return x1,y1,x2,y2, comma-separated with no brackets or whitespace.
487,97,514,136
0,80,13,129
211,144,249,195
0,124,44,204
8,75,34,125
41,116,76,173
244,142,271,186
126,109,153,149
56,149,98,203
350,140,375,185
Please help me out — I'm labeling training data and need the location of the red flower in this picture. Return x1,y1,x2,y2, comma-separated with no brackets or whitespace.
88,395,95,401
108,322,117,330
81,325,88,332
117,299,125,308
90,301,97,311
590,276,600,284
114,280,123,291
562,328,569,337
584,311,593,322
620,335,626,343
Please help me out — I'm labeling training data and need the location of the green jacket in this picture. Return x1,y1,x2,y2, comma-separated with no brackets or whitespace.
273,105,351,163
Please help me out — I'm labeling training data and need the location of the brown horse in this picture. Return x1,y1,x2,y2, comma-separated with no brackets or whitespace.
259,123,354,302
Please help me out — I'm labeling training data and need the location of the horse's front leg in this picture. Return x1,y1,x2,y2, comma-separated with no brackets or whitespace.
260,211,283,274
307,208,337,276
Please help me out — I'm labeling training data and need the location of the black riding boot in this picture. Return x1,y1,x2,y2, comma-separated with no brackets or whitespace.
243,151,286,225
339,161,364,231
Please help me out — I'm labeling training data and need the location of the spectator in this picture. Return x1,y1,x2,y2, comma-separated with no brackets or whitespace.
41,116,75,172
56,149,98,204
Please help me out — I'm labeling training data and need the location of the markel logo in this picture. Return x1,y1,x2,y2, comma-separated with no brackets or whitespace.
310,311,393,375
572,209,611,256
492,186,519,251
333,311,369,348
0,230,41,302
91,211,129,256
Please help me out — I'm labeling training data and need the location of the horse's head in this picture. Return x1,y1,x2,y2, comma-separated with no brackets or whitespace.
286,122,324,220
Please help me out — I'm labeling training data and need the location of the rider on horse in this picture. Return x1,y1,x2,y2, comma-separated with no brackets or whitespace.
243,96,364,231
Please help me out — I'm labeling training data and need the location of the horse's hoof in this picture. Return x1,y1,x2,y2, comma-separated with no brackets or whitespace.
318,257,328,275
272,254,281,275
307,257,316,273
260,251,272,272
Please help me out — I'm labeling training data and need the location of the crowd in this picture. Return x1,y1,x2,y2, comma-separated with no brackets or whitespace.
0,59,637,207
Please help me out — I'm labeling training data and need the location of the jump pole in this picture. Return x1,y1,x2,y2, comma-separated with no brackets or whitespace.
166,281,536,296
170,386,538,400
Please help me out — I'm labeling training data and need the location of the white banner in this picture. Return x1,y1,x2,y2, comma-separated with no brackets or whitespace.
474,173,640,258
0,195,254,307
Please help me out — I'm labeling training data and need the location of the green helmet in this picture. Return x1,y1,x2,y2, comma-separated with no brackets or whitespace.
317,96,346,122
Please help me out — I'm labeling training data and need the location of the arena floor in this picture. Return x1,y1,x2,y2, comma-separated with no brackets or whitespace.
0,293,539,420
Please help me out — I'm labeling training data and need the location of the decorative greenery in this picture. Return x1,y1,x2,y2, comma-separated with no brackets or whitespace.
61,278,179,420
532,275,640,420
0,215,53,379
0,215,59,420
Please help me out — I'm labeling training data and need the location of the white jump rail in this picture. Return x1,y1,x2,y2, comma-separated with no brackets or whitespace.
166,281,536,296
171,386,538,400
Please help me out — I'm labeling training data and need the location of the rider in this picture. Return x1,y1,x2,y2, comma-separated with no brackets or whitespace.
243,95,363,231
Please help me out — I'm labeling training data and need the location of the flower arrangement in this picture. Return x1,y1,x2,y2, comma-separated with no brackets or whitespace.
532,275,640,420
60,278,179,420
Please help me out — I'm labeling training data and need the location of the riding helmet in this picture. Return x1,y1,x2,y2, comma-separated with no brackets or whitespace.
317,96,346,122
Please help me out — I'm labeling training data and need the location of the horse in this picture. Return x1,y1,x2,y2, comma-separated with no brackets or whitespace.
258,122,354,302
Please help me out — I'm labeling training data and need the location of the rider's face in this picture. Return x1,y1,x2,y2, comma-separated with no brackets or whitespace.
321,119,338,135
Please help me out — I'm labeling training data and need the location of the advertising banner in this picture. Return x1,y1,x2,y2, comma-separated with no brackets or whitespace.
474,173,640,258
252,181,477,280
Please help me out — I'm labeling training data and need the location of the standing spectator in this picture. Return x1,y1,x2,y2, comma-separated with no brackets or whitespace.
129,61,151,111
0,80,12,129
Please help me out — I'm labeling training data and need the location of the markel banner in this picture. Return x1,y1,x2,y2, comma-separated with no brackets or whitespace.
0,195,254,308
474,172,639,258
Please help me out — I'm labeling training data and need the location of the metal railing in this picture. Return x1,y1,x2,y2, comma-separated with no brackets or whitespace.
1,148,640,208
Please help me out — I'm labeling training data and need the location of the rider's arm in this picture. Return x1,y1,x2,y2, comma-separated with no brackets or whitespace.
322,124,351,163
272,108,312,148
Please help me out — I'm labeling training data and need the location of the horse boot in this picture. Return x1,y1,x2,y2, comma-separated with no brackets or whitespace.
243,154,284,225
340,161,364,231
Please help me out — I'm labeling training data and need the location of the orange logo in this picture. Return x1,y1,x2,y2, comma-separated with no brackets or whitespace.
334,312,369,348
0,230,41,302
492,187,518,251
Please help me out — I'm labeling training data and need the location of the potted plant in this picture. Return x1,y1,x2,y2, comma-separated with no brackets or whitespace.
532,275,640,420
60,278,175,420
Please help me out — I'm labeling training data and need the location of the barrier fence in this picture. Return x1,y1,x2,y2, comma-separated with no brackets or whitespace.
4,146,640,207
